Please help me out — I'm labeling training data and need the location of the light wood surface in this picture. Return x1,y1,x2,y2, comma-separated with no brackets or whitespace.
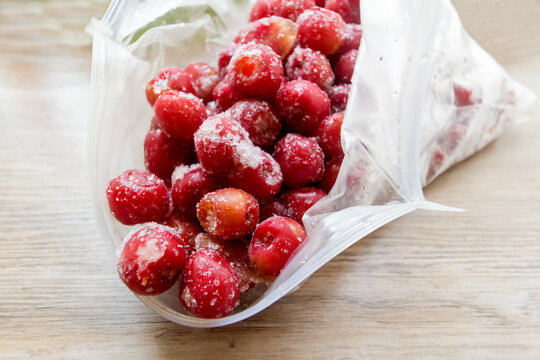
1,0,539,358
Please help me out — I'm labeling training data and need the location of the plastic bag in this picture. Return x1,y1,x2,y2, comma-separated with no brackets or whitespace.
87,0,536,327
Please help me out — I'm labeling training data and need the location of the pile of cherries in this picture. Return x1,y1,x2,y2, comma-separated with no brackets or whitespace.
106,0,361,319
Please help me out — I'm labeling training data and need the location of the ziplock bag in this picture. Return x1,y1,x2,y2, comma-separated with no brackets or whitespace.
87,0,536,327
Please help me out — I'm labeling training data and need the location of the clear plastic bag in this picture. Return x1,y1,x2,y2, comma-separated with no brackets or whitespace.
87,0,536,327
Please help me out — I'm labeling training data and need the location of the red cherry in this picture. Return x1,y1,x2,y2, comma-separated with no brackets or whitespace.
163,214,202,255
325,0,360,24
193,233,267,293
228,43,285,101
179,249,240,318
212,76,240,112
184,62,220,102
329,84,350,113
154,90,207,140
234,16,298,59
227,148,283,202
117,224,187,295
315,112,345,160
197,188,260,239
297,7,347,55
218,43,239,78
143,129,194,182
106,169,171,225
276,79,330,136
248,216,307,276
334,49,357,84
145,67,195,106
194,113,250,176
250,0,316,21
249,0,273,21
319,157,343,193
285,47,335,91
260,187,327,223
273,133,325,188
171,164,220,220
227,99,281,149
334,24,362,57
281,187,327,223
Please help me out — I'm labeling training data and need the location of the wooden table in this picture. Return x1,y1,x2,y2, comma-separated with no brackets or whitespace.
1,1,539,358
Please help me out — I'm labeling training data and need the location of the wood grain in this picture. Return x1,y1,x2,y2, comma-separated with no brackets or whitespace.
0,0,539,359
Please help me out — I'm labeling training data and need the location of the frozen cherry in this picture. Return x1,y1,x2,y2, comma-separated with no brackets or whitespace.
197,117,280,201
227,99,281,149
248,216,307,276
212,76,240,112
334,49,357,84
276,79,330,136
270,0,316,21
171,164,220,219
144,129,194,182
319,157,343,193
334,24,362,57
106,169,171,225
297,7,347,55
316,112,344,159
194,233,266,293
194,113,250,176
163,214,202,254
273,133,325,188
145,67,196,106
260,196,287,221
179,249,240,318
184,62,220,102
227,149,283,202
325,0,360,24
154,90,207,140
250,0,316,21
329,84,350,113
117,224,187,295
281,187,327,223
285,47,335,91
228,43,285,100
249,0,273,21
197,188,260,239
218,43,239,78
234,16,298,59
